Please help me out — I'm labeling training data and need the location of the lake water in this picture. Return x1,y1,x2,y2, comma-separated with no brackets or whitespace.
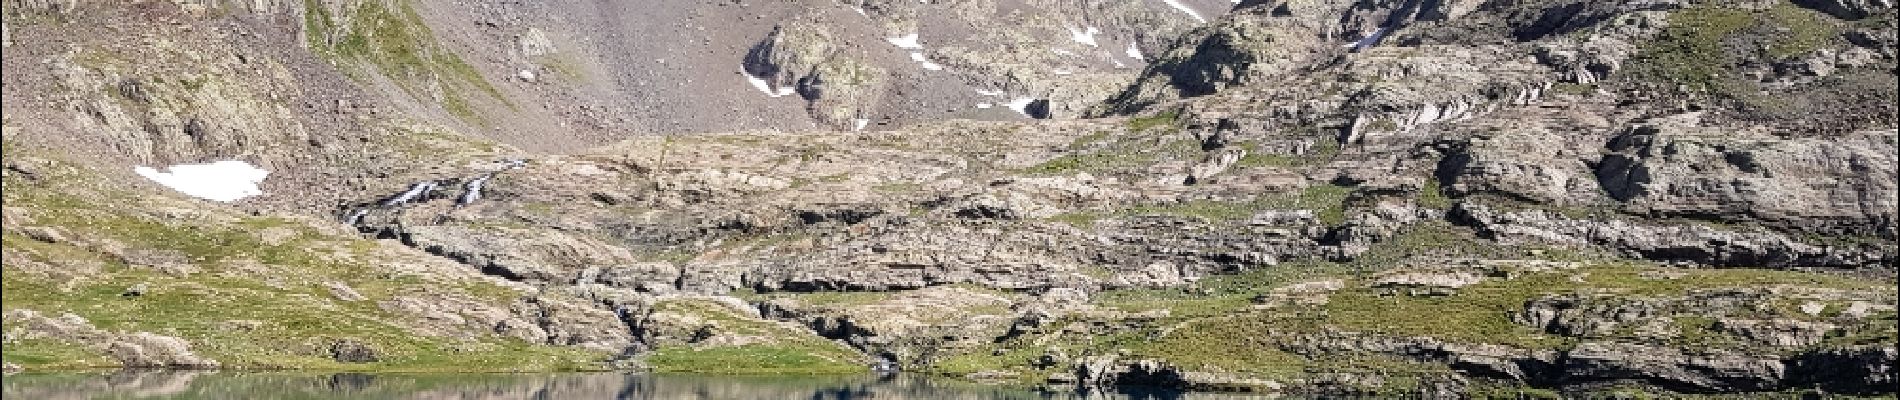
1,371,1278,399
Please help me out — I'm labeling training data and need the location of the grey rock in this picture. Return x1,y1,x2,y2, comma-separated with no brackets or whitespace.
106,333,221,369
328,339,380,363
1562,341,1783,392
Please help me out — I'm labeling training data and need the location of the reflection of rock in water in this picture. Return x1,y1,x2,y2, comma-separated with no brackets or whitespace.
328,373,377,393
2,372,1276,399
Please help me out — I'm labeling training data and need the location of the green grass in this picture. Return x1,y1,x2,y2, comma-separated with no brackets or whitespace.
1049,252,1894,383
1045,211,1106,228
1126,110,1180,132
871,181,922,193
1,167,608,372
1123,183,1353,225
1041,183,1353,229
1624,4,1843,99
1018,135,1200,175
1630,6,1755,94
1019,151,1149,175
740,291,893,308
301,0,505,125
640,300,866,374
1763,3,1843,59
1418,178,1451,209
0,339,115,369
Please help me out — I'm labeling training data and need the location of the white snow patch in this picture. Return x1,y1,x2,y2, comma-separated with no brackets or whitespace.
743,69,796,97
852,7,867,16
975,88,1004,96
1068,26,1101,47
910,52,943,71
854,118,870,131
134,160,269,202
1161,0,1206,23
1125,42,1146,61
887,33,922,49
1052,69,1073,75
1345,27,1390,51
976,103,993,109
1005,97,1038,117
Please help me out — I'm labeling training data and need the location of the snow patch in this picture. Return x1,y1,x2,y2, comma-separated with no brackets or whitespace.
854,118,870,131
133,160,269,202
887,33,922,49
1068,26,1101,47
1125,42,1145,61
910,52,943,71
1345,27,1390,51
1161,0,1206,23
974,88,1004,96
976,103,993,109
1005,97,1038,117
743,69,796,97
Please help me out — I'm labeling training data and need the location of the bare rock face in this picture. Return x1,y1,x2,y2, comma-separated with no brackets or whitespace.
1594,122,1899,237
106,333,221,369
1435,120,1610,206
1794,0,1896,19
743,18,887,131
1562,341,1784,393
1452,202,1891,268
1788,345,1899,394
519,296,636,352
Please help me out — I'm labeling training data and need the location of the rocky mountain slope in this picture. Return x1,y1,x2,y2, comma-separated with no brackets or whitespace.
3,0,1897,397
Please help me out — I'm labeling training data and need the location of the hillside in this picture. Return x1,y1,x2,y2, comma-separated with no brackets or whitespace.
2,0,1896,397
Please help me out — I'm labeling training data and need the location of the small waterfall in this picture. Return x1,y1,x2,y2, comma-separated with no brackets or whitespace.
382,182,437,207
458,174,494,206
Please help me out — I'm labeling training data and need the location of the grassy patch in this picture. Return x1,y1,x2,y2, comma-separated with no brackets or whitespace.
1624,4,1842,100
1,167,605,372
1550,82,1596,96
871,181,922,193
1763,3,1843,59
302,0,505,125
1023,137,1198,175
641,300,866,374
0,339,116,369
1125,110,1180,132
1019,152,1147,175
1120,184,1353,225
1418,178,1452,209
1045,211,1106,228
1630,6,1754,94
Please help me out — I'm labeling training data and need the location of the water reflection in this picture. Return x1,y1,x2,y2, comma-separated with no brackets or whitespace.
1,371,1278,400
